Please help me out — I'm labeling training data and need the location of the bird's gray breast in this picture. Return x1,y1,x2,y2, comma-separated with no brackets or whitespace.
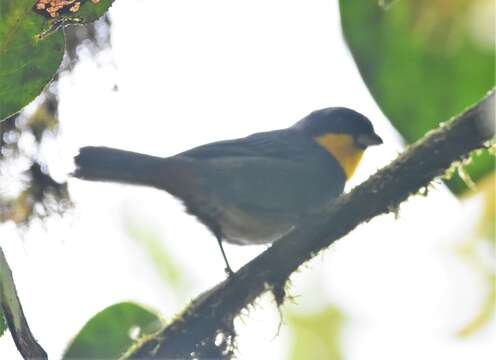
194,155,343,245
214,204,297,245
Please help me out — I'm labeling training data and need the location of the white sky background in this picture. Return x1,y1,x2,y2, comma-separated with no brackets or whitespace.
1,0,494,359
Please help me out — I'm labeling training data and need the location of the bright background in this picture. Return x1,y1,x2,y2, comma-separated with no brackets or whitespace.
1,0,494,359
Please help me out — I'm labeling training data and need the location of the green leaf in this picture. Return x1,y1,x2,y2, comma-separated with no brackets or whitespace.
0,0,114,122
287,306,345,360
63,302,162,359
0,0,64,122
0,310,6,338
340,0,495,194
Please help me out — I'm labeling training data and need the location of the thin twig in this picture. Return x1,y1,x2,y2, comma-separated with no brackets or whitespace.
0,246,47,359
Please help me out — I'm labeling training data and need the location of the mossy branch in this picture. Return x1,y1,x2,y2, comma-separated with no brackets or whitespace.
124,89,495,359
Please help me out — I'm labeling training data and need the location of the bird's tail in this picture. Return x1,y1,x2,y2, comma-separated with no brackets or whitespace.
73,146,166,188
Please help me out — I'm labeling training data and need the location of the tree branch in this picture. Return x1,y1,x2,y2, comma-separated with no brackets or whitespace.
124,90,495,359
0,246,47,359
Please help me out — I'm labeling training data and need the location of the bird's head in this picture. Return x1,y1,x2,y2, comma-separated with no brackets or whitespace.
293,107,383,179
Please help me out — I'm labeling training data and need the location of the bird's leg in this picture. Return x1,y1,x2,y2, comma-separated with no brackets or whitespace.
214,233,234,276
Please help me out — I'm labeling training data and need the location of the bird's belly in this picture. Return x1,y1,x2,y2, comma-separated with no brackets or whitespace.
218,206,295,245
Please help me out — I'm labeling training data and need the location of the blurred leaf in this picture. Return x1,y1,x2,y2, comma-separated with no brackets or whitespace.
0,0,114,122
456,274,495,337
475,172,496,240
63,302,162,359
0,14,111,227
126,219,190,293
456,173,496,336
287,306,345,360
0,310,6,337
340,0,495,194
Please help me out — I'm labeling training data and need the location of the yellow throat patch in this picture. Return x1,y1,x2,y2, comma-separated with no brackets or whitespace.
315,133,364,179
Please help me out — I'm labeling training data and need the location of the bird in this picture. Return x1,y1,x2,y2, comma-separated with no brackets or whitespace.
73,107,383,275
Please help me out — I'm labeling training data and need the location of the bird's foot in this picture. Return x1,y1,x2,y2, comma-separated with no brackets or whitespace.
224,266,235,277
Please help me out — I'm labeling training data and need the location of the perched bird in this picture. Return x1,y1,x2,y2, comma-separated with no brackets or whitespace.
73,107,382,274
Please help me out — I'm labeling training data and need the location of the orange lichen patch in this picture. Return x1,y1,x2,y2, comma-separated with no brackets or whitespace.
32,0,100,18
35,0,51,10
33,0,80,18
70,2,81,12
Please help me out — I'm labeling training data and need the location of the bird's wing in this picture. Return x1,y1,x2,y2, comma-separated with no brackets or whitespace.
178,130,346,213
180,130,309,160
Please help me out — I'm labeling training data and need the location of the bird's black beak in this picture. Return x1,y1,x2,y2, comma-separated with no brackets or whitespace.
356,133,383,148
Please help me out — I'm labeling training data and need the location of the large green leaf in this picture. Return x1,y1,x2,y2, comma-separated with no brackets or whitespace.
340,0,495,193
0,0,115,122
63,302,162,359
